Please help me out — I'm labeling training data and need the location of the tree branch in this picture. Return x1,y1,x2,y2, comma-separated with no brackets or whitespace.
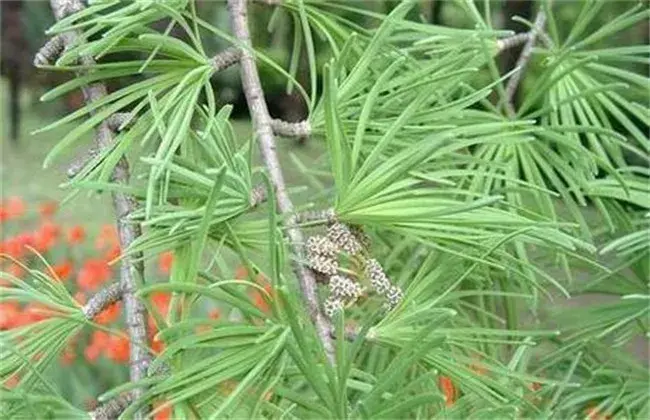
503,10,546,116
48,0,150,416
210,46,242,72
496,32,530,52
227,0,334,361
89,393,134,420
294,208,336,226
83,282,122,320
270,119,311,138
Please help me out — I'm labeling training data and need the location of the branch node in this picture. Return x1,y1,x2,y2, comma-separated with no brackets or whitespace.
34,35,65,66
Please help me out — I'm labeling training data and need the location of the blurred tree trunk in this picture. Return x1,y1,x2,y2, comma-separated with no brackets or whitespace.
1,0,25,143
500,0,534,109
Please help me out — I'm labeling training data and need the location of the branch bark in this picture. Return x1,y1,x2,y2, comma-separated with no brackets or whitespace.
48,0,150,416
496,33,530,52
227,0,334,361
503,9,546,116
83,282,123,320
270,118,311,138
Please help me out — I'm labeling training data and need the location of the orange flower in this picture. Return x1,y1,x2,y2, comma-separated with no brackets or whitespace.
105,333,130,364
5,196,26,220
0,301,20,330
51,260,73,281
438,375,457,407
158,251,174,275
95,302,121,324
85,330,109,363
151,292,171,315
208,308,221,320
84,344,102,363
77,258,112,291
32,221,60,252
3,232,33,259
153,402,172,420
151,335,165,354
19,302,52,325
90,330,110,348
67,225,86,245
39,201,58,219
103,244,121,263
96,225,118,250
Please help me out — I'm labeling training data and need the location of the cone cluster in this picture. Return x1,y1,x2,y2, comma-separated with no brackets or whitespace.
306,221,403,318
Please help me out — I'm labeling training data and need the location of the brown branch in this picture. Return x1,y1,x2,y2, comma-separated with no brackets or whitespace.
48,0,150,416
211,47,242,72
227,0,334,361
83,283,122,319
34,34,65,66
270,119,312,138
503,10,547,116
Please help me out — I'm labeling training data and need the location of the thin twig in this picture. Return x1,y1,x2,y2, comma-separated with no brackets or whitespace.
496,32,530,52
48,0,150,416
211,47,242,72
227,0,334,361
270,119,312,138
34,34,65,66
83,282,122,319
503,10,546,116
